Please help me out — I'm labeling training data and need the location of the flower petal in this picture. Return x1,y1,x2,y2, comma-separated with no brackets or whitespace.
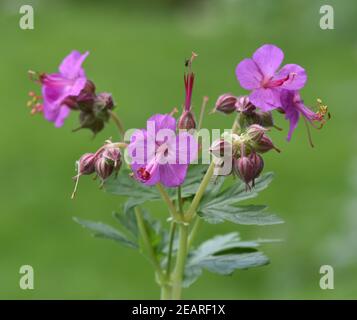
159,164,188,187
54,105,71,127
128,129,150,165
252,44,284,77
66,77,87,97
59,50,89,79
147,114,176,132
278,64,307,90
235,58,262,90
249,88,282,111
131,162,161,186
280,90,300,141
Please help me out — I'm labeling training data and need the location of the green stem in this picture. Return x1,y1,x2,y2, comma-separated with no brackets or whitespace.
177,186,184,214
134,207,163,278
160,284,172,300
185,162,215,221
187,216,202,249
109,110,125,138
165,222,177,276
171,223,189,299
197,96,209,131
232,113,240,133
156,184,181,221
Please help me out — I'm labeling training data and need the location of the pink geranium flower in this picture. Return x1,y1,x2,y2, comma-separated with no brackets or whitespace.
128,114,198,187
40,50,89,127
236,44,307,111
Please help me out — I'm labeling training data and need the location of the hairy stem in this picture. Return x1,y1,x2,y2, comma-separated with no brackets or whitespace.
156,184,181,221
171,223,189,299
197,96,209,131
177,186,184,214
160,284,172,300
187,216,202,249
185,162,215,221
109,110,125,138
165,222,177,277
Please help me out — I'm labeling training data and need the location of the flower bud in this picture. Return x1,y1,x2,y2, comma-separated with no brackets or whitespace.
246,124,268,142
235,96,255,114
256,111,274,127
253,134,280,153
249,152,264,179
82,80,96,95
215,94,237,114
233,156,255,187
95,157,114,181
103,146,122,171
95,92,114,111
210,139,232,157
78,153,96,175
178,110,196,130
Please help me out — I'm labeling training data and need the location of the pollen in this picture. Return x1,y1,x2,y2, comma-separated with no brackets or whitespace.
27,91,43,115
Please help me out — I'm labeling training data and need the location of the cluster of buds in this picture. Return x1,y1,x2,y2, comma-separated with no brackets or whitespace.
214,94,274,129
71,141,123,198
65,81,115,135
210,124,280,190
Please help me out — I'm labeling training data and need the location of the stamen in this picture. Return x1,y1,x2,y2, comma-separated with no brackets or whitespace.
302,116,314,148
27,91,43,115
137,167,151,181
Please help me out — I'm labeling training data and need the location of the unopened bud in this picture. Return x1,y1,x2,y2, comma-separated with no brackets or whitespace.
215,94,237,114
71,152,97,199
103,147,122,170
246,124,268,142
178,110,196,130
95,92,114,111
236,96,255,114
78,153,96,175
254,134,280,153
210,139,232,157
256,111,274,127
233,156,255,187
249,152,264,179
95,157,114,181
82,80,96,94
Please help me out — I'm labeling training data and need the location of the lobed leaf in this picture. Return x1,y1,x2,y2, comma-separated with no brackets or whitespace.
73,217,138,249
183,233,270,287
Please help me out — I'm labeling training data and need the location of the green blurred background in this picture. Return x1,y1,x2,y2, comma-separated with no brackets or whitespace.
1,0,356,299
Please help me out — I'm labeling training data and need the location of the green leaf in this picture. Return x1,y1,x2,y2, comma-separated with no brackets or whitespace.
113,210,138,239
197,252,269,275
199,205,284,225
105,165,217,210
73,217,138,249
183,233,269,287
104,169,160,206
200,172,274,208
197,172,283,226
136,208,168,258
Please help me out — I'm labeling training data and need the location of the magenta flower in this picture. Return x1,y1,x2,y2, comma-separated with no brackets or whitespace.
280,89,323,141
128,114,198,187
236,44,307,111
41,50,89,127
